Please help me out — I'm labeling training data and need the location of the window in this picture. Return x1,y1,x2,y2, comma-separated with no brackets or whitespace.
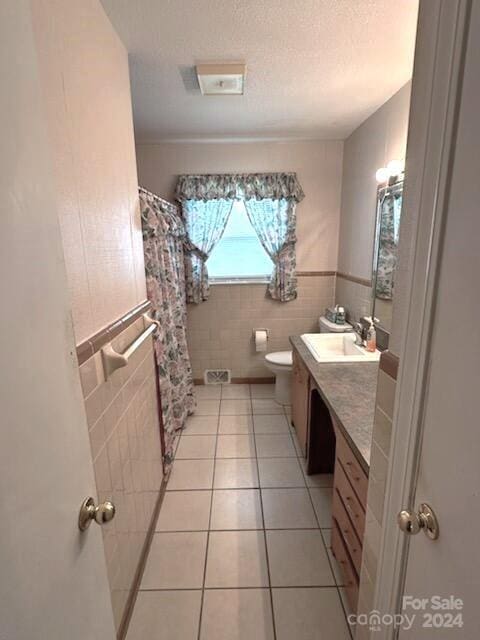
207,200,273,281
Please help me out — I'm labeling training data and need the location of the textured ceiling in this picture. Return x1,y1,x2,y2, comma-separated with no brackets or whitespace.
101,0,418,142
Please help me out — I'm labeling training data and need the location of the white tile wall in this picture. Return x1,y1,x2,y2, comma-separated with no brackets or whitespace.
187,275,335,380
79,318,163,631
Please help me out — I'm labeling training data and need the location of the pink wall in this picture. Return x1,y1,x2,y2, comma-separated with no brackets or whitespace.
32,0,146,344
136,140,343,271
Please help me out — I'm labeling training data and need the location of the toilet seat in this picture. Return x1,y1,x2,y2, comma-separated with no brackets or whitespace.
264,351,293,367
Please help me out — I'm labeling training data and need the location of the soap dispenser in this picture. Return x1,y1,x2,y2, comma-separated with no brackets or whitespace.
365,317,377,353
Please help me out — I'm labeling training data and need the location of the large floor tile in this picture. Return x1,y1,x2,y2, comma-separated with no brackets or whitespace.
141,532,207,589
127,590,201,640
210,489,263,530
258,458,305,488
195,400,220,416
200,589,274,640
167,459,214,490
213,458,259,488
216,434,256,458
156,490,211,531
220,399,252,415
262,488,317,528
252,398,284,414
205,530,269,587
255,434,296,457
175,435,217,459
250,383,275,398
184,415,218,435
309,487,333,527
218,414,253,434
221,384,250,399
272,587,351,640
193,385,221,400
301,460,334,488
267,530,335,587
253,413,290,434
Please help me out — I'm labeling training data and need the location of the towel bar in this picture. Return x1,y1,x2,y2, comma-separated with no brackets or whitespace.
101,313,159,380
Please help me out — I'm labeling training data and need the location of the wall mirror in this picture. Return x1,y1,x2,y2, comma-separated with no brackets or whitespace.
372,177,404,334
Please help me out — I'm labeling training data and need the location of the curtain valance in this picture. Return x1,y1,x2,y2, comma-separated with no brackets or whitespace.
175,172,305,203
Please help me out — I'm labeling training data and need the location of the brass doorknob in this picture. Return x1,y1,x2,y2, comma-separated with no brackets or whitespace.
78,496,116,531
397,503,439,540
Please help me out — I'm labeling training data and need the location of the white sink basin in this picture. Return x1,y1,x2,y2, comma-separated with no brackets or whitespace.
300,332,381,363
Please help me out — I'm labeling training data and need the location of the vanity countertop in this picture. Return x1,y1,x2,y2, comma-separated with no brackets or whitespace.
290,335,378,473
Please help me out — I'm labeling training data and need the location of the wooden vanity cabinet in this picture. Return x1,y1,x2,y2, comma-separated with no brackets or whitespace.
291,348,310,456
331,424,369,613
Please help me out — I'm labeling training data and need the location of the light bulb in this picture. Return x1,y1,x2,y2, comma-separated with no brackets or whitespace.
375,167,389,183
387,159,404,176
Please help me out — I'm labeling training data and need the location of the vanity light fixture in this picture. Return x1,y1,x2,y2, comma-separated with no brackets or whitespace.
376,159,405,183
196,63,246,95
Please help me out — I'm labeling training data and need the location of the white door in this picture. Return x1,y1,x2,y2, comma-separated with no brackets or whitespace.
398,1,480,636
0,2,116,639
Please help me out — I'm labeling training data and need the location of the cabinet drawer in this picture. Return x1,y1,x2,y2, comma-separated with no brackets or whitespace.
335,428,368,509
331,521,359,613
335,460,365,539
332,488,363,575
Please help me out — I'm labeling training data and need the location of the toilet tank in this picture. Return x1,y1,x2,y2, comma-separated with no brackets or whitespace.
319,315,353,333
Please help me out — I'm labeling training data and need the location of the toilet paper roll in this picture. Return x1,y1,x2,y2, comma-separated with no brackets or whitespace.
254,330,268,352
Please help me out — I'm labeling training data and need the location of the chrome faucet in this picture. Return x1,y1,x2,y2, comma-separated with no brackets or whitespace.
352,322,364,346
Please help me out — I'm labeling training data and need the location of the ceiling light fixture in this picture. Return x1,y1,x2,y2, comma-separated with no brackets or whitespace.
196,63,246,95
376,159,405,183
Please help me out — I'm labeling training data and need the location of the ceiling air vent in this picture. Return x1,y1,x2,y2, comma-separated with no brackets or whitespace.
196,63,246,95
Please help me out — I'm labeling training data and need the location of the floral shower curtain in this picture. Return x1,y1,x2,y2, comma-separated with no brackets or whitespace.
140,187,195,470
375,190,402,300
175,173,304,303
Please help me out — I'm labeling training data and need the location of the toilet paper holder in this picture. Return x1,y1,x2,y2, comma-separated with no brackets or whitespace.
252,328,269,338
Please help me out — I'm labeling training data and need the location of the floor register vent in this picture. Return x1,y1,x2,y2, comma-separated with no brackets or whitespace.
204,369,231,385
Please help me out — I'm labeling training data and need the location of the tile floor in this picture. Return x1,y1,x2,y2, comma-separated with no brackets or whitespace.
127,383,354,640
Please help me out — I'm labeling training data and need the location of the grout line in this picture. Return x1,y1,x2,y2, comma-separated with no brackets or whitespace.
138,584,340,592
155,526,324,533
250,385,278,640
195,396,219,640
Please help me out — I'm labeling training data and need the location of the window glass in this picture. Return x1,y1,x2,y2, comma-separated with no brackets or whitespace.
207,200,273,279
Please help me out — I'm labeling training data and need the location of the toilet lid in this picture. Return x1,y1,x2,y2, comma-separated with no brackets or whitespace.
265,351,293,366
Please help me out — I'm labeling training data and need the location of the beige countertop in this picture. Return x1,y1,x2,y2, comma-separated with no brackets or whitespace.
290,335,379,473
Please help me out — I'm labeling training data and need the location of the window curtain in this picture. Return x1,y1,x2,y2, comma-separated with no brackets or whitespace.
244,198,297,301
140,187,195,470
375,191,402,300
182,199,234,303
175,173,304,303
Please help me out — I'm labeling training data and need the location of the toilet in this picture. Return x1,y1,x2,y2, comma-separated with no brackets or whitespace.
264,350,293,405
264,316,352,405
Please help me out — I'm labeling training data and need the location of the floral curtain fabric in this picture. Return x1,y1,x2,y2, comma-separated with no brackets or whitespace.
176,173,304,303
183,199,234,303
175,172,305,203
140,187,195,470
244,198,298,301
375,191,402,300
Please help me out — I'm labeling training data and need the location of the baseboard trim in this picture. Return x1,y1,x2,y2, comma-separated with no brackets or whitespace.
193,377,275,385
117,477,167,640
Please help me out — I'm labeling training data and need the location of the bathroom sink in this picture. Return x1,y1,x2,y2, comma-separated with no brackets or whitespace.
300,332,381,363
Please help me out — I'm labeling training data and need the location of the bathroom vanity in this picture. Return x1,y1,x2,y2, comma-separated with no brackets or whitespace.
290,335,378,611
